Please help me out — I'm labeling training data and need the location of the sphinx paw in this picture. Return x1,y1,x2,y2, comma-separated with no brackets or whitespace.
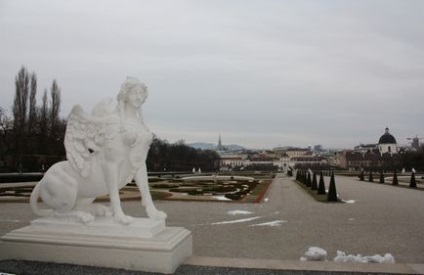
114,213,134,225
77,212,95,224
94,204,113,217
147,207,167,220
53,211,95,224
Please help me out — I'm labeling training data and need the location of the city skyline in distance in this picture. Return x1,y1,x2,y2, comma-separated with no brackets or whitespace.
185,127,413,151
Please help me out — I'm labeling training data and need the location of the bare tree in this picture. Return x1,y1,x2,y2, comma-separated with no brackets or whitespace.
28,72,37,134
12,67,30,161
13,67,29,130
49,79,61,138
38,89,49,136
0,107,13,157
0,107,5,127
4,67,66,171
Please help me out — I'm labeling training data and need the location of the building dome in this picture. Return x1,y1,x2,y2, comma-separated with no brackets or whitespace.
378,127,397,144
378,127,398,155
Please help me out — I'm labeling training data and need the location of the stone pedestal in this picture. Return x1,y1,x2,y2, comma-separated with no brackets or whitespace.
0,217,192,274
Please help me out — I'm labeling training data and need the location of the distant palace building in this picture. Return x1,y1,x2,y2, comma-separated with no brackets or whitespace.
218,139,328,172
335,127,399,170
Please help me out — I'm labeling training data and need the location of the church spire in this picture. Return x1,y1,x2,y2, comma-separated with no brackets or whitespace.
218,133,222,151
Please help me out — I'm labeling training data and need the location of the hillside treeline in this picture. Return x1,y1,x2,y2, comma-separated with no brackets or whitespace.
147,138,220,172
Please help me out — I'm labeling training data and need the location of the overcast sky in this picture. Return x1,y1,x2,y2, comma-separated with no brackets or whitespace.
1,0,423,149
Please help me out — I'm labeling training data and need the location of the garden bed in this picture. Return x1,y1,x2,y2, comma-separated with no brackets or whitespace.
0,173,275,203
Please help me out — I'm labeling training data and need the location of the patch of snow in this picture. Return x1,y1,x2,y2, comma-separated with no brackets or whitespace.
264,197,269,202
249,220,286,227
343,200,356,204
227,210,253,215
213,196,232,201
334,251,395,264
211,216,261,225
300,247,327,262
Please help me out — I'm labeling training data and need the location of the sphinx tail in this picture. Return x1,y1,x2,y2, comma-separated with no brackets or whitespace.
30,182,53,216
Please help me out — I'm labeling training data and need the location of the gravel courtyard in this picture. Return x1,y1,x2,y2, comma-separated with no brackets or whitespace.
1,174,423,265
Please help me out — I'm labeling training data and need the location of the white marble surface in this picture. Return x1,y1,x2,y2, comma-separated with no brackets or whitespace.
30,77,166,224
0,218,192,273
30,216,165,238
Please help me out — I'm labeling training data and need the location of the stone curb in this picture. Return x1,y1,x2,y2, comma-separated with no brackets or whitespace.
1,258,423,275
184,256,424,274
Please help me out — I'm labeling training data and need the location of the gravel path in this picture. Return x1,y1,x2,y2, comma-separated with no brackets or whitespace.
134,174,423,263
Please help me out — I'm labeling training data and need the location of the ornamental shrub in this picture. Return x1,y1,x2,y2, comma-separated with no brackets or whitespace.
392,170,398,185
311,172,318,190
410,172,417,188
317,171,326,195
306,172,311,187
379,171,385,184
359,170,365,181
327,172,338,202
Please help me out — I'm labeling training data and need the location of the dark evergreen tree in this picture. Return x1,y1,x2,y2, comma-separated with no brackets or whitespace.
359,170,364,181
317,171,326,195
392,170,398,185
300,170,305,184
327,171,338,202
306,171,311,187
368,171,374,182
410,172,417,188
287,169,292,177
311,172,318,190
379,171,385,184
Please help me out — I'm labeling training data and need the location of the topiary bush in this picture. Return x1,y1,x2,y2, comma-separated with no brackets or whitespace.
379,171,385,184
311,172,318,190
317,171,326,195
392,170,398,185
327,172,338,202
359,170,365,181
410,172,417,188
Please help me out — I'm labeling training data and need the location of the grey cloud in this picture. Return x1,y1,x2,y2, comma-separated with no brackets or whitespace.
1,0,423,149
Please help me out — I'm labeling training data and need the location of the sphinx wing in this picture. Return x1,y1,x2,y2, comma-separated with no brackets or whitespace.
64,105,105,177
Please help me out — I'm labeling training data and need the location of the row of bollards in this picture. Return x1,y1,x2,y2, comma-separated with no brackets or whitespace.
295,169,338,202
359,170,417,188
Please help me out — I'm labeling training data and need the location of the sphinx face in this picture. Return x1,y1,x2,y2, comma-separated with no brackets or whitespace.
126,87,147,109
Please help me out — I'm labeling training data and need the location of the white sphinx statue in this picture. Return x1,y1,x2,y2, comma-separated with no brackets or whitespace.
30,77,167,224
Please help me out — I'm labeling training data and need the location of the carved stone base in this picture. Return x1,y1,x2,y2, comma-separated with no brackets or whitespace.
0,217,192,274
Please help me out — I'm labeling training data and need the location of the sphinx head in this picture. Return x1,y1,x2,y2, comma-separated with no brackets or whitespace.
117,77,148,109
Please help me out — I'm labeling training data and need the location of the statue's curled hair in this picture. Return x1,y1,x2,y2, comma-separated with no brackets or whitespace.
117,77,148,103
